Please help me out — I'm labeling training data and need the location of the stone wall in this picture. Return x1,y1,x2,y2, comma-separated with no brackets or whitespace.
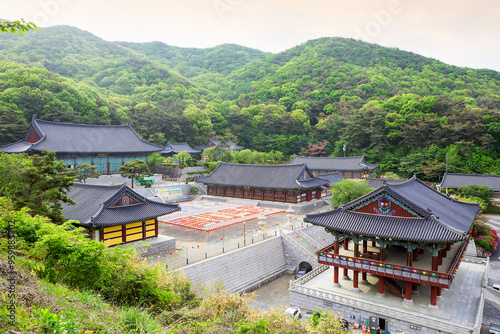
181,236,287,293
282,232,320,272
134,237,176,258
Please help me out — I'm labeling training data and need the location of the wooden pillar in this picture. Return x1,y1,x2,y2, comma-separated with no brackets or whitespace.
412,282,418,292
344,238,349,250
446,243,451,251
372,241,376,247
353,270,359,289
99,228,104,242
362,239,368,280
430,286,438,306
407,249,413,267
155,218,158,238
443,247,447,258
378,276,384,296
405,281,412,301
438,249,443,266
419,248,424,254
432,251,439,271
413,248,419,261
437,287,442,297
122,224,126,244
380,247,385,262
334,239,340,285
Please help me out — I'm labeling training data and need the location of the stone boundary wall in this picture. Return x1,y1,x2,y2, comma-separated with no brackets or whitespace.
180,236,287,293
135,239,176,258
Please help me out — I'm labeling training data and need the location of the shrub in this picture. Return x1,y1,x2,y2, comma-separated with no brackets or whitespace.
448,189,455,195
457,184,493,205
189,186,199,195
475,237,494,253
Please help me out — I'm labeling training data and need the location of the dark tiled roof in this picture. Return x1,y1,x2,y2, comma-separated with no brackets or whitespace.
305,209,465,243
62,184,180,226
194,139,244,151
305,176,480,242
316,172,345,186
161,142,201,154
289,156,378,171
1,117,164,154
196,163,327,190
367,178,408,188
0,140,33,153
440,172,500,191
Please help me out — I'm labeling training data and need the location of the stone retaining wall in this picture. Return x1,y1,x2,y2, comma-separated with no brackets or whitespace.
181,236,287,293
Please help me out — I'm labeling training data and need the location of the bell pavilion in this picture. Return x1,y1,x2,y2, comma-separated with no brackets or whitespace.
0,115,164,175
304,176,481,308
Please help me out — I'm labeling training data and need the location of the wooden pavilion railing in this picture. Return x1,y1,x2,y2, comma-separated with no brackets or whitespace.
315,237,470,289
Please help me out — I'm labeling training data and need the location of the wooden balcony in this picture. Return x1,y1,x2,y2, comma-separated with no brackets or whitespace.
316,237,468,289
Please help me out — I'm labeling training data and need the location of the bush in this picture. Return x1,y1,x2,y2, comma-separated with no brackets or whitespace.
448,189,455,195
190,186,199,195
475,237,494,253
485,203,500,214
457,184,493,205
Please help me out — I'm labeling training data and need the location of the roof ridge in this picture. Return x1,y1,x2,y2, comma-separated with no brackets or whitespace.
36,119,130,128
345,210,426,220
428,214,466,236
444,172,500,178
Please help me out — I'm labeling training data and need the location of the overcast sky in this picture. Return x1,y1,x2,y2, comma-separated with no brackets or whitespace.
4,0,500,71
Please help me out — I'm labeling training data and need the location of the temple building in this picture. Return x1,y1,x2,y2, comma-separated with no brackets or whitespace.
62,183,180,247
0,115,164,175
304,176,481,308
160,142,201,157
439,172,500,200
197,163,329,203
288,156,378,178
194,139,244,151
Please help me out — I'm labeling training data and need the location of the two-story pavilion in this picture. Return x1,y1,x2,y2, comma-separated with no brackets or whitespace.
197,163,329,203
0,115,164,175
289,156,378,179
305,176,480,308
62,183,180,247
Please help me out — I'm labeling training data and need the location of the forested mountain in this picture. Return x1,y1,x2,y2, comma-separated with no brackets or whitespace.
117,41,270,77
0,26,499,179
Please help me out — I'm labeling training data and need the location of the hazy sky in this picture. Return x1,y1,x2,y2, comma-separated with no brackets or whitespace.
4,0,500,71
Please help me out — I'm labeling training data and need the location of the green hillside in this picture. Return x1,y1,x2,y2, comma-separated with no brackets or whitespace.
0,27,499,178
117,41,270,77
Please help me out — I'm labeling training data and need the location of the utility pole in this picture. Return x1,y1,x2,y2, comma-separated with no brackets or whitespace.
446,153,448,173
343,143,346,157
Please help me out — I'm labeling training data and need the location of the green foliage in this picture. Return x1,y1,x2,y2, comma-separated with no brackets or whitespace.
35,307,81,334
190,186,199,195
485,203,500,214
119,159,151,188
0,150,74,223
475,238,494,253
75,163,100,183
456,195,488,210
148,152,164,167
457,184,494,205
330,179,374,206
0,28,500,180
0,199,199,312
0,19,38,35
